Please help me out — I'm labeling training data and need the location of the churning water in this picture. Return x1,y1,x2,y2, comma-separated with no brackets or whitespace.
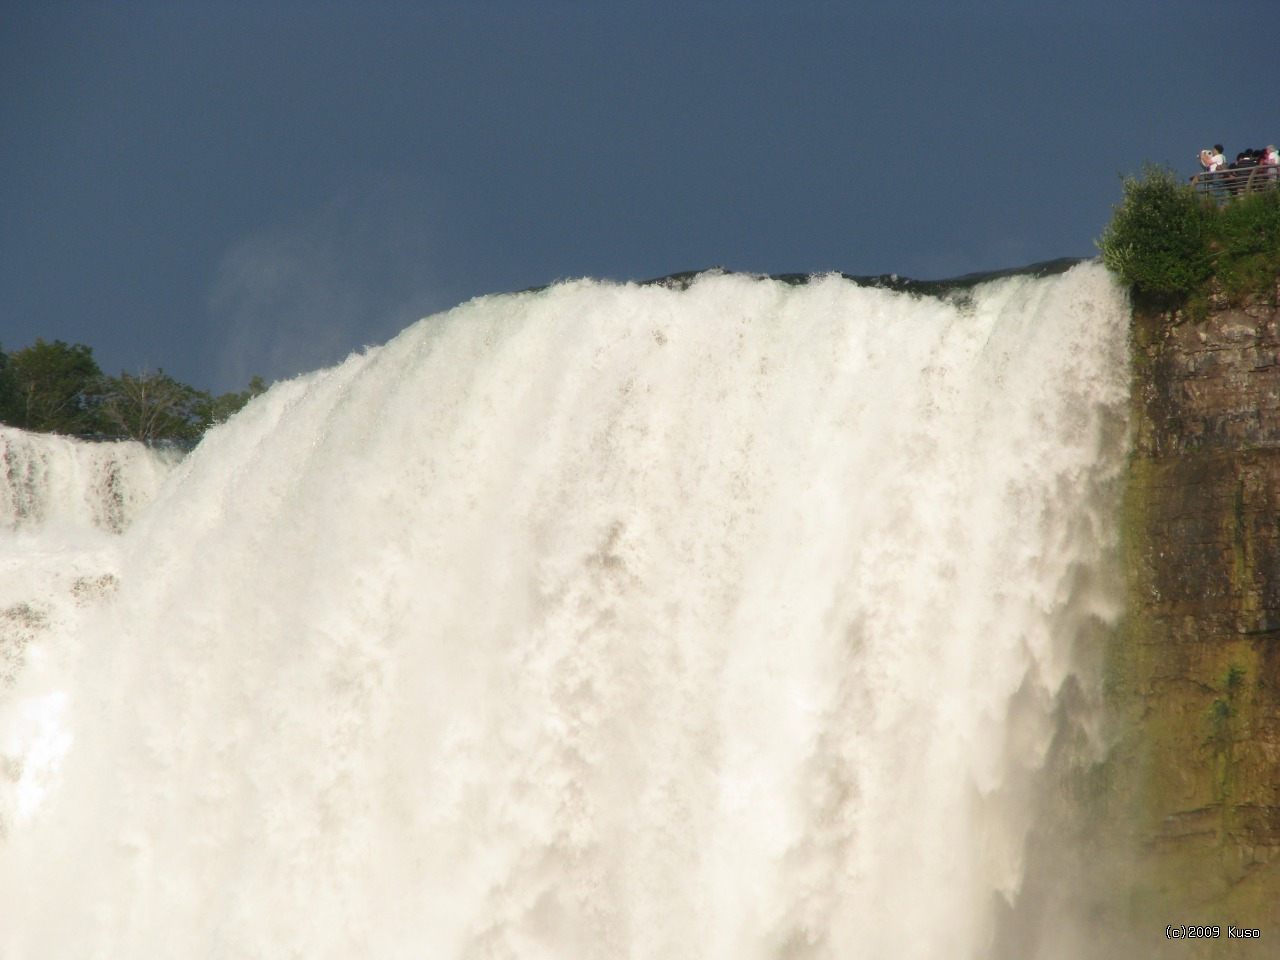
0,263,1130,958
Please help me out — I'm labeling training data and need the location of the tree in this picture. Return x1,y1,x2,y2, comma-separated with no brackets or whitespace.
195,375,269,429
4,339,106,434
1097,163,1214,300
0,344,19,425
1,336,270,443
96,368,209,443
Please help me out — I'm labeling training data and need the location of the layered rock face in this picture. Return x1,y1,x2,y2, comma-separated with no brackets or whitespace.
1109,288,1280,952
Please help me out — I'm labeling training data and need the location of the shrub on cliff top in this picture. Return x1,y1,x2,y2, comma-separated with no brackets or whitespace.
1097,164,1213,300
1210,187,1280,303
1216,184,1280,258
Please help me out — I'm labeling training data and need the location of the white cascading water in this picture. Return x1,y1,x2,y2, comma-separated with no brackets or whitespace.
0,263,1129,959
0,429,181,688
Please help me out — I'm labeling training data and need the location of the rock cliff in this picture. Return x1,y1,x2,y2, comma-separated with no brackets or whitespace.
1105,284,1280,954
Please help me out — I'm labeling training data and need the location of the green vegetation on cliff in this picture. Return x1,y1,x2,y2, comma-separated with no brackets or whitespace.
0,338,266,444
1098,164,1280,314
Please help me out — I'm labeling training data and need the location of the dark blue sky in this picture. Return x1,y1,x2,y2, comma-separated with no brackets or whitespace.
2,0,1276,392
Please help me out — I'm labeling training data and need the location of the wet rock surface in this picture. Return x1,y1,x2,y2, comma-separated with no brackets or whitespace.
1109,288,1280,953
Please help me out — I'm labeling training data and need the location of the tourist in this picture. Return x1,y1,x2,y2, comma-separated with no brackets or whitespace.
1197,145,1228,197
1232,149,1261,169
1199,144,1226,172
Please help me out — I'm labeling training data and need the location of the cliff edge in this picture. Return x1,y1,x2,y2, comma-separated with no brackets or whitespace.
1106,283,1280,953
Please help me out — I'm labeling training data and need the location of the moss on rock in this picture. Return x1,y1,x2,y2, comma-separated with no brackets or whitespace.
1096,288,1280,955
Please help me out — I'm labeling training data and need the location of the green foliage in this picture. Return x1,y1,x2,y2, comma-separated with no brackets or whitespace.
1211,188,1280,304
1098,164,1280,308
0,345,17,425
96,369,208,444
4,339,107,434
1225,663,1247,694
0,340,267,445
1097,164,1213,300
195,375,268,429
1217,186,1280,256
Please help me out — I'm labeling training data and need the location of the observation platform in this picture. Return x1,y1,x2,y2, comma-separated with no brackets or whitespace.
1190,165,1278,201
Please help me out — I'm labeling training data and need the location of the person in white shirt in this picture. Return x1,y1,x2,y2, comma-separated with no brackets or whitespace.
1201,144,1226,172
1263,145,1279,180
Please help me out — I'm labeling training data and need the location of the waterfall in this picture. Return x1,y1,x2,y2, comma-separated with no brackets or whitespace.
0,262,1130,959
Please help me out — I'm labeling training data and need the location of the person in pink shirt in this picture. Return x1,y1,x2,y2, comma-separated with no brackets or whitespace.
1263,145,1279,180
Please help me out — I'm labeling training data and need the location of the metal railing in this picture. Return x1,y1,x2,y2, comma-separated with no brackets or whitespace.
1191,164,1279,201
